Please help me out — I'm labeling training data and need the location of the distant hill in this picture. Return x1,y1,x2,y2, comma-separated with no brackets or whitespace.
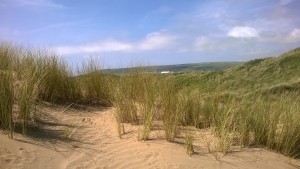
102,62,243,74
173,47,300,94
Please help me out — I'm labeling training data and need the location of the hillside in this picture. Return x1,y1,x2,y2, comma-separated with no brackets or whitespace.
173,47,300,94
102,62,243,74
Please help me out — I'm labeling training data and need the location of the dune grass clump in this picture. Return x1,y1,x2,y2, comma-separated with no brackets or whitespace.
213,103,237,154
275,101,300,157
17,55,45,134
185,131,194,156
0,72,14,138
38,56,81,103
112,73,139,137
235,103,252,147
113,90,137,137
0,42,20,71
139,73,159,140
160,83,182,142
164,88,300,157
114,76,138,122
112,68,154,136
0,43,83,137
247,96,300,157
211,94,300,157
77,59,114,106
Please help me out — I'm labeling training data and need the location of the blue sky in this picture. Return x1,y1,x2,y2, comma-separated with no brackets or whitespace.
1,0,300,68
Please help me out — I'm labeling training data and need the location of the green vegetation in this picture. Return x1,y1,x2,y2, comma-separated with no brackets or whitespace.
0,42,299,158
109,47,300,157
77,58,115,106
102,62,243,74
0,71,14,138
0,42,115,136
185,131,194,156
38,56,81,102
18,56,44,134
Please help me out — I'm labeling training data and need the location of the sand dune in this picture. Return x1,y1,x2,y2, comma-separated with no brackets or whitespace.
1,105,299,169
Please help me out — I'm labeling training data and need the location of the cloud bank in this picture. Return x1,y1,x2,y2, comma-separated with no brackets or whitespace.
54,32,176,55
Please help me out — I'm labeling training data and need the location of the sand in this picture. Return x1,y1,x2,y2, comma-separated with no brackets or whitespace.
1,104,299,169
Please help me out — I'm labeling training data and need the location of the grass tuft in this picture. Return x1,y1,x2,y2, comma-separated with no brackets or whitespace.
0,71,14,138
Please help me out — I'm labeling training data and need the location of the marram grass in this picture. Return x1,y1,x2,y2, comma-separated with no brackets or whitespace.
0,71,14,138
0,42,300,158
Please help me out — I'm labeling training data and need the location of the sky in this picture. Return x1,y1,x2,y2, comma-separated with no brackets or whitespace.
1,0,300,68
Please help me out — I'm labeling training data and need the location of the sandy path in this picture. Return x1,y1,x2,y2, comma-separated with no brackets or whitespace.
1,106,300,169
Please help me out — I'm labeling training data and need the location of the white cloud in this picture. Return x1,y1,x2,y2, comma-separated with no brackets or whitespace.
286,28,300,43
192,28,299,53
55,40,133,55
54,32,176,55
228,26,259,38
138,32,175,50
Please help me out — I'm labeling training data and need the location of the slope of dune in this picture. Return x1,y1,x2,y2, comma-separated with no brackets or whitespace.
172,47,300,93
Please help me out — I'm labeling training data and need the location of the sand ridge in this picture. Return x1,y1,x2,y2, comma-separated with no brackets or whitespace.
0,105,300,169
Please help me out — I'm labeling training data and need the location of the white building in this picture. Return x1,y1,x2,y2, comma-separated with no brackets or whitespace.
160,71,172,74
